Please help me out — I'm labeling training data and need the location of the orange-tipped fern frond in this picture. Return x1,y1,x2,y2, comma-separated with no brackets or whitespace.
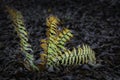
6,6,39,71
46,15,60,37
45,15,62,56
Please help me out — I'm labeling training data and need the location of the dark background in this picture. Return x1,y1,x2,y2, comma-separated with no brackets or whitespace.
0,0,120,80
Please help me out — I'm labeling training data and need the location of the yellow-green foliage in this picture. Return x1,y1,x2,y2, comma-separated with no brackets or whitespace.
6,6,39,71
6,6,32,53
7,6,96,71
47,44,96,67
41,15,96,68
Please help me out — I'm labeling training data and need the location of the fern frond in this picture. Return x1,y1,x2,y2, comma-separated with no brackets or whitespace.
47,44,96,67
45,15,73,55
46,16,73,50
6,6,32,53
56,28,73,50
46,15,60,37
6,6,38,71
46,15,62,56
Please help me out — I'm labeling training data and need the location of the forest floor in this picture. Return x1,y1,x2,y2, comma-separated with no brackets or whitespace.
0,0,120,80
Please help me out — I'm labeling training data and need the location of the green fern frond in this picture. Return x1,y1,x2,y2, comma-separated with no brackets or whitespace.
56,28,73,50
47,44,96,67
6,6,32,53
6,6,39,71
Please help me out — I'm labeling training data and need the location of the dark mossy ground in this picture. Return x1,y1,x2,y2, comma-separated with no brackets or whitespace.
0,0,120,80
